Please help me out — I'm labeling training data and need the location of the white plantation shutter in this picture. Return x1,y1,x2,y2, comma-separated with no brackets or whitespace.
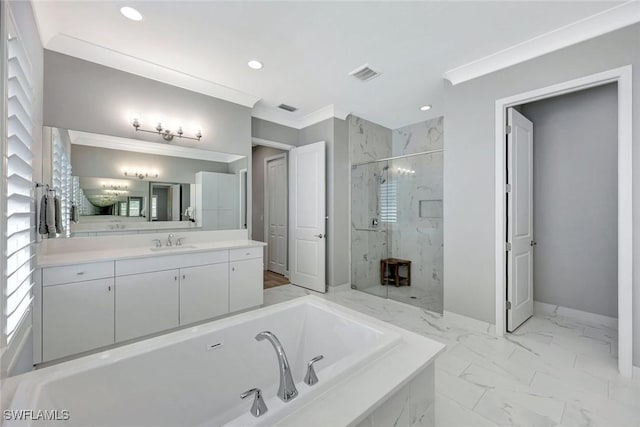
4,20,34,343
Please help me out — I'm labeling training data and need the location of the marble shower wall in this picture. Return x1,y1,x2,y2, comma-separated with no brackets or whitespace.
389,117,444,311
349,116,392,290
349,115,444,313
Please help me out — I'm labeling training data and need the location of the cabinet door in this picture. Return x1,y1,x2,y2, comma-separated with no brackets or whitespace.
180,263,229,325
217,174,237,210
229,258,263,312
217,210,237,230
201,172,219,210
43,278,114,361
115,270,179,342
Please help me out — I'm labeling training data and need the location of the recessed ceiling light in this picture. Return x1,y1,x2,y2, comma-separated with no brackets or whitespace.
248,60,263,70
419,105,432,111
120,6,143,21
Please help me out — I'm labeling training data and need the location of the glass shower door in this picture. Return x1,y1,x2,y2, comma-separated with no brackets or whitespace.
350,161,389,298
386,152,443,312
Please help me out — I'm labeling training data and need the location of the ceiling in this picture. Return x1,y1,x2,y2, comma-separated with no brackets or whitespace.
33,1,630,129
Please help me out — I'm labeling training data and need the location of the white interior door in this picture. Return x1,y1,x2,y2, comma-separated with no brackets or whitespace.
266,156,287,275
289,141,326,292
507,108,534,332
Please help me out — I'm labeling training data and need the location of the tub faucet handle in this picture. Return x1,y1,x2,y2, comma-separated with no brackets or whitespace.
304,355,324,386
240,388,268,417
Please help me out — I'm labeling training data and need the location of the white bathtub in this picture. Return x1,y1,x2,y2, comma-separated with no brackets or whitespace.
3,296,444,427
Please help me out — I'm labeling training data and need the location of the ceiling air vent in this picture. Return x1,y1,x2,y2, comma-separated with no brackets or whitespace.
349,64,382,82
278,104,298,112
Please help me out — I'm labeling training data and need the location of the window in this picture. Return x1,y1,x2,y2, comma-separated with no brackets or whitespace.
379,181,397,223
151,196,158,220
4,17,35,344
52,129,71,235
128,198,141,217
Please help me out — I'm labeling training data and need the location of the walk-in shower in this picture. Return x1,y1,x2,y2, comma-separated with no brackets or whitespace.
349,116,443,313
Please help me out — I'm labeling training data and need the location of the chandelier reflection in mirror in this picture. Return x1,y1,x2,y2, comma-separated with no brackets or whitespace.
131,116,202,142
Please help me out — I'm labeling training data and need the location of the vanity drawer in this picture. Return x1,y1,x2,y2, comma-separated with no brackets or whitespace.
229,246,263,261
43,261,115,286
116,250,229,276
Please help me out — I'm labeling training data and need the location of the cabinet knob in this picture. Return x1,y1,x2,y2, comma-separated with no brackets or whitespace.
108,285,111,291
175,276,178,281
76,271,85,275
182,274,186,279
232,267,235,272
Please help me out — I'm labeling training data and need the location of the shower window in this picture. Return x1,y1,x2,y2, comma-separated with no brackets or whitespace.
379,181,397,223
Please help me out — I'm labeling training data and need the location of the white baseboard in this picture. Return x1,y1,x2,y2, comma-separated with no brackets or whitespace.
533,301,617,329
328,283,351,293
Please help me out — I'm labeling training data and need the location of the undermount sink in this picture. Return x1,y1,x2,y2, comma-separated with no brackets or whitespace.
149,245,198,252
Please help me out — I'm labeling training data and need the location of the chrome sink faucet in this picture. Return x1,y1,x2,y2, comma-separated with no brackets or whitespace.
167,233,175,247
255,331,298,402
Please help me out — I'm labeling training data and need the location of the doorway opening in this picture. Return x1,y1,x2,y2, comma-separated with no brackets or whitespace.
495,66,632,377
251,145,289,289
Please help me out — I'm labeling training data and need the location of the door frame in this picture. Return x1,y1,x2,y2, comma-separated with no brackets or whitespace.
239,168,247,229
264,153,288,275
494,65,633,377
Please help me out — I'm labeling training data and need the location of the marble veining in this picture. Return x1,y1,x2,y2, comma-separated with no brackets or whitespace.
392,116,444,156
349,115,444,313
265,285,640,427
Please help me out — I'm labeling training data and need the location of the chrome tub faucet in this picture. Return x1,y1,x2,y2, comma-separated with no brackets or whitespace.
255,331,298,402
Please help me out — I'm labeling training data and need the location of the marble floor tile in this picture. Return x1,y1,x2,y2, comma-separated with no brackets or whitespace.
263,285,640,427
473,389,559,427
435,394,498,427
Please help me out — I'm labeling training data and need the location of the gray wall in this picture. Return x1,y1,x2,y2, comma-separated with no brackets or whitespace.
521,83,618,318
70,145,231,184
44,51,252,156
252,117,299,146
442,24,640,365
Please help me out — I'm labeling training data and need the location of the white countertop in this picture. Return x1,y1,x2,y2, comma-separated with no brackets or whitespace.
37,239,266,268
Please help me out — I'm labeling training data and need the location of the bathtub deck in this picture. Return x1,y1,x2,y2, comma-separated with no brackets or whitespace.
264,285,640,427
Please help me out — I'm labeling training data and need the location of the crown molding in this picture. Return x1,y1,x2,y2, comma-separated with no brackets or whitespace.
45,33,261,108
251,137,295,151
444,1,640,85
252,104,351,130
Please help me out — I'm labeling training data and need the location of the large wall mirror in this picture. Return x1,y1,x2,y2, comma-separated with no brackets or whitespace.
46,127,248,237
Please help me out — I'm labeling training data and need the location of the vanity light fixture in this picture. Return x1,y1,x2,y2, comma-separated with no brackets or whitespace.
120,6,143,21
248,60,263,70
131,117,202,142
103,190,129,196
102,184,129,190
419,105,432,111
123,170,159,180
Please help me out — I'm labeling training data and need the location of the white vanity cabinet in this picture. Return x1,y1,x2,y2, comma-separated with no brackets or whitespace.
115,269,180,342
43,278,115,361
38,243,264,363
229,247,264,311
179,263,229,324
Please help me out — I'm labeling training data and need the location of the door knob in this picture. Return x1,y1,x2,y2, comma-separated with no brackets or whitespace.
314,234,324,239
